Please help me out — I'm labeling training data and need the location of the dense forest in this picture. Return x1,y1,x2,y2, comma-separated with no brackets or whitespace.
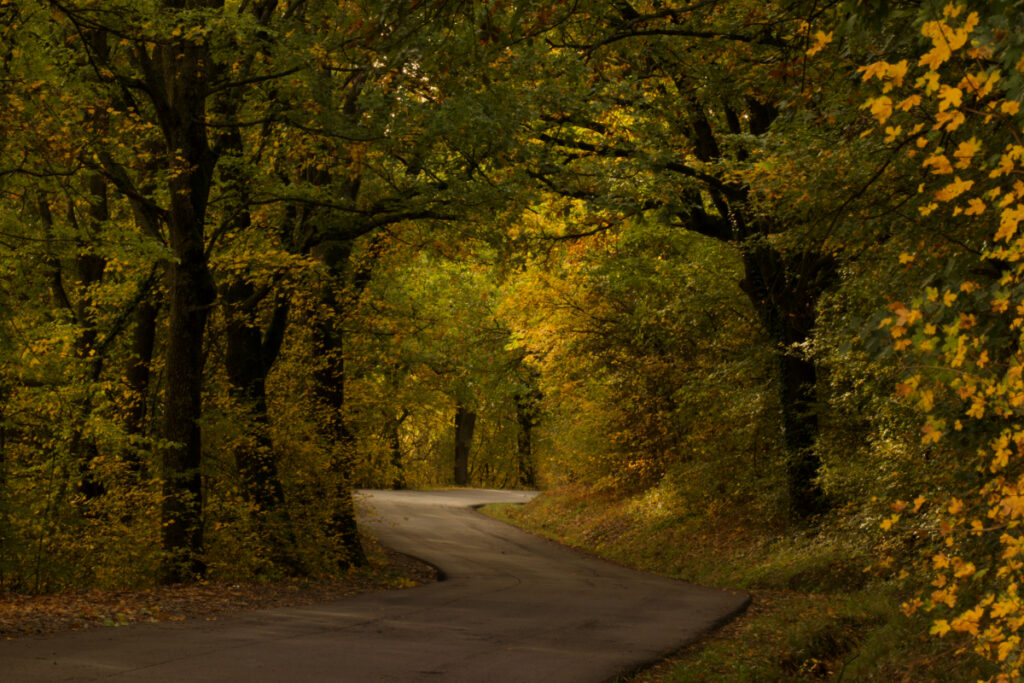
2,0,1024,677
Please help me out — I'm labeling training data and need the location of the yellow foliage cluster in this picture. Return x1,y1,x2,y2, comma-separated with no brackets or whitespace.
863,2,1024,675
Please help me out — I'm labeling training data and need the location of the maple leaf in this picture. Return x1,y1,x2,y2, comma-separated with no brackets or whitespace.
935,177,974,202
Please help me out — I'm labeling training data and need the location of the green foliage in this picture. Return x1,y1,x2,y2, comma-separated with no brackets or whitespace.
502,214,784,506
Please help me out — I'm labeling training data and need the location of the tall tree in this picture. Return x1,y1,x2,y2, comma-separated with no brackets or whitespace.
521,0,898,516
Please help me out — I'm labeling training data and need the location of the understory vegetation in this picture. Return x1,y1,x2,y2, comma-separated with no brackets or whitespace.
486,486,996,681
4,0,1024,678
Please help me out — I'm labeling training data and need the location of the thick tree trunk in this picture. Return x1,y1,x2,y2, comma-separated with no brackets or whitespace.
223,282,287,509
223,282,301,573
160,254,215,583
740,245,835,518
453,405,476,486
311,284,366,569
150,38,218,584
73,173,110,500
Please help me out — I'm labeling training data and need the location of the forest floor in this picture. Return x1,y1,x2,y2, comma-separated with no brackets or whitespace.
0,545,438,640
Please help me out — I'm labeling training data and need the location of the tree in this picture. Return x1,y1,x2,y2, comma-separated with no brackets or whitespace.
516,0,905,515
856,1,1024,672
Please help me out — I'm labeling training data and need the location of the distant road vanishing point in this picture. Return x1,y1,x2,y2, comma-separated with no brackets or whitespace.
1,489,749,682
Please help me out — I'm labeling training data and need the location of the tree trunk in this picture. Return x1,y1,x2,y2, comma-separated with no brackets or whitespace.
73,173,109,501
740,244,835,518
223,282,287,509
160,254,214,583
388,411,407,490
453,405,476,486
149,37,218,584
514,393,538,488
311,281,366,569
223,281,301,573
122,299,158,473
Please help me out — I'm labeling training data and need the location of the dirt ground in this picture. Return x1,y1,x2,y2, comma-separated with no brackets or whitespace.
0,546,438,640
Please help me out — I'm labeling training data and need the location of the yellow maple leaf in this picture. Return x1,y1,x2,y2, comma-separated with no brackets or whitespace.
998,637,1019,662
939,85,964,111
964,11,979,33
806,30,833,56
933,110,966,131
898,94,922,112
935,177,974,202
923,153,953,174
997,205,1024,242
967,397,986,418
953,138,981,168
886,60,909,87
965,197,986,215
865,96,893,124
860,61,890,81
920,45,952,71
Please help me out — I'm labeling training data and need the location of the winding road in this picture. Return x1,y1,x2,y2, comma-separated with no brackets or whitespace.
1,489,749,682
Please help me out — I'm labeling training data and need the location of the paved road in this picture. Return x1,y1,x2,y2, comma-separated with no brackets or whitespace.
1,489,749,682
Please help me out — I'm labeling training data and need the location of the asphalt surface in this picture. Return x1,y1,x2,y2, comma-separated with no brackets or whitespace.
1,489,749,682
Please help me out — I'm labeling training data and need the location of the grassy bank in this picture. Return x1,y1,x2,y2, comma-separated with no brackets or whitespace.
482,484,994,681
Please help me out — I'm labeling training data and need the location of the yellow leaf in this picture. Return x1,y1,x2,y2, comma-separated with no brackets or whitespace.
920,44,952,70
1001,100,1021,116
939,85,963,111
860,61,890,81
997,205,1024,242
991,154,1016,178
880,514,900,530
923,422,944,444
934,110,966,131
917,70,942,94
967,397,986,418
953,138,980,168
919,389,935,411
898,94,922,111
865,96,894,124
935,177,973,202
923,154,953,174
965,197,986,215
998,637,1018,662
931,619,952,636
806,30,833,56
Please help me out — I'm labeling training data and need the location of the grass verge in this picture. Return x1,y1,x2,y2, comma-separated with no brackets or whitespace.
481,483,994,681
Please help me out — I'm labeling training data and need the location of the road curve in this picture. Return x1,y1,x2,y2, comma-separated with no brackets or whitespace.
1,489,749,682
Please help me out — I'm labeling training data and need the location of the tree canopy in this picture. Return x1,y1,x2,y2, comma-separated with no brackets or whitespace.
2,0,1024,676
